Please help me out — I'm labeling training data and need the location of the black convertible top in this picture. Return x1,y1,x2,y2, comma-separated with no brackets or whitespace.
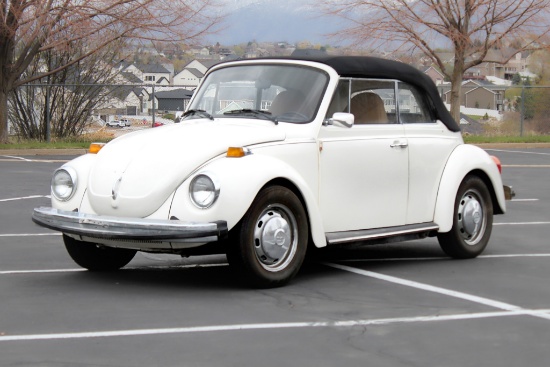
261,56,460,132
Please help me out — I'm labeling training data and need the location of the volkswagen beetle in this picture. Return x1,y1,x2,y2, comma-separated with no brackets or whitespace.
33,56,513,287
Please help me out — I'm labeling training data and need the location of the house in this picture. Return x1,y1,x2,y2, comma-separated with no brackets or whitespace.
469,49,531,80
443,79,506,110
173,59,221,88
117,62,172,85
137,63,172,85
185,59,220,74
151,88,194,114
421,66,445,85
173,68,204,88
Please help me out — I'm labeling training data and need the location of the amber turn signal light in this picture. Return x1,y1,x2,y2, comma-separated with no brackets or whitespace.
226,147,248,158
89,142,106,154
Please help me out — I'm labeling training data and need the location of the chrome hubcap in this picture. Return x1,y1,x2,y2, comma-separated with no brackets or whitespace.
457,190,486,245
253,204,297,272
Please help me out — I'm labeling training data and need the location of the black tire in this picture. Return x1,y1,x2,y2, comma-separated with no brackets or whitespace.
437,175,493,258
227,186,308,288
63,234,136,271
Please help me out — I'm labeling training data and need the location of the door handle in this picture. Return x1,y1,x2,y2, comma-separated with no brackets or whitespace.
390,141,408,148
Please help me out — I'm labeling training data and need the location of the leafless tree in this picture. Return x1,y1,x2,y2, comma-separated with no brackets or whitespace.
320,0,550,122
8,39,123,140
0,0,220,142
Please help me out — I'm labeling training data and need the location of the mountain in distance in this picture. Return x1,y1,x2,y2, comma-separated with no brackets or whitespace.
209,0,346,45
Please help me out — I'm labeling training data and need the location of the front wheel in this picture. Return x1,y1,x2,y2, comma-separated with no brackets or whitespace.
63,235,136,271
227,186,308,288
437,175,493,258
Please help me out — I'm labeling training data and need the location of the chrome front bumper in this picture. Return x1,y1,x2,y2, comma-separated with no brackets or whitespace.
32,207,228,243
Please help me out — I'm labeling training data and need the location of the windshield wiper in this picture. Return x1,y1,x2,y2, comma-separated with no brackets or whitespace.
223,109,278,124
182,109,214,120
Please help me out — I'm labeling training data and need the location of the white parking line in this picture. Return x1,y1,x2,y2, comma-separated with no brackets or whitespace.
0,263,228,275
494,221,550,226
0,155,68,163
0,269,85,275
1,254,549,275
0,195,50,202
325,263,550,321
1,254,549,341
1,309,549,342
502,165,550,168
485,149,550,156
337,254,550,263
0,155,32,161
0,233,60,237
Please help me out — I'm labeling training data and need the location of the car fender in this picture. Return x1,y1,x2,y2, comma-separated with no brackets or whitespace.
434,144,506,233
169,153,327,248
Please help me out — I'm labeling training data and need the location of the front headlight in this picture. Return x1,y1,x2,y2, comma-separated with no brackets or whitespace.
189,173,220,209
51,167,77,201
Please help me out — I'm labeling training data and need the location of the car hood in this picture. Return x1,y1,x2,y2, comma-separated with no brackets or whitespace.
87,120,285,217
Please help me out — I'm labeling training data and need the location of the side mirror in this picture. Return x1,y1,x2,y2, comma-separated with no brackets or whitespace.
325,112,354,128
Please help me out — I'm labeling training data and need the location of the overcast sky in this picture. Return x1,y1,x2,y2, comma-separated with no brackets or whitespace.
207,0,346,45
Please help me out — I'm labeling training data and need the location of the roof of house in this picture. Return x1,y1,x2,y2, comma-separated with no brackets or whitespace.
152,88,193,100
121,72,143,84
183,68,204,78
135,63,170,74
459,114,484,135
156,76,170,84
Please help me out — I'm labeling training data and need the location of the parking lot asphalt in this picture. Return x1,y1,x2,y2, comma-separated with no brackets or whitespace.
0,147,549,367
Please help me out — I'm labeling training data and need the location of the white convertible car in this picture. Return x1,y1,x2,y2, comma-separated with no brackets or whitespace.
33,56,514,287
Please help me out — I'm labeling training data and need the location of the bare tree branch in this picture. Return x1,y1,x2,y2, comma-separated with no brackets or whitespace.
0,0,222,142
320,0,550,122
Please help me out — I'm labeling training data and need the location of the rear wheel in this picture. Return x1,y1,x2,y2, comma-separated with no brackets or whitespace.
227,186,308,288
63,235,136,271
437,175,493,258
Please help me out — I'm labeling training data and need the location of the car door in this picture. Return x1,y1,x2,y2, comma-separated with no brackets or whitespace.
397,82,460,224
318,79,409,233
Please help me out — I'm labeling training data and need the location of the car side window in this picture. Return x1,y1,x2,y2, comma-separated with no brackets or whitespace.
326,79,350,118
326,79,397,125
350,80,396,124
397,82,436,124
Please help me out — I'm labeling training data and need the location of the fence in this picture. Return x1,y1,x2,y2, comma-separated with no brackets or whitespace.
8,83,193,142
8,83,550,141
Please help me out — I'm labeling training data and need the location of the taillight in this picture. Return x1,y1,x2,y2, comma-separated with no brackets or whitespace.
490,155,502,174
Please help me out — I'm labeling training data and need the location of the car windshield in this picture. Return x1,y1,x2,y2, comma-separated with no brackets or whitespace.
186,64,328,123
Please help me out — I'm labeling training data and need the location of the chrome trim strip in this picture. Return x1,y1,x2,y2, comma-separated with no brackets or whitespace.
32,207,227,242
326,222,439,245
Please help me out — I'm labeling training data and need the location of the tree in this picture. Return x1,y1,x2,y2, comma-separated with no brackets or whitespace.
8,40,123,140
0,0,220,143
320,0,550,122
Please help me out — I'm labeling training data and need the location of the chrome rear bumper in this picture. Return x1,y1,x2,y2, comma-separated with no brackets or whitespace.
504,185,516,201
32,207,228,243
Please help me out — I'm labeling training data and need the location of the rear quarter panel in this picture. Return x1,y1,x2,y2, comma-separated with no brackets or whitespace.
434,144,506,232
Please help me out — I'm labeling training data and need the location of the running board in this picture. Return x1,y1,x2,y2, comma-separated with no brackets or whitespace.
326,222,439,246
